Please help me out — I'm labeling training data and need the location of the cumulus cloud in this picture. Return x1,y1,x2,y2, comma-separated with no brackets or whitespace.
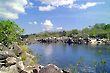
39,5,56,11
38,0,105,11
40,0,76,7
79,2,97,9
42,20,53,31
38,0,76,11
25,2,34,8
29,21,37,25
56,27,63,31
0,0,28,19
73,2,105,9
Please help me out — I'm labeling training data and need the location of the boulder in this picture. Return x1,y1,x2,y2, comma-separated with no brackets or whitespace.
6,57,17,66
0,44,9,51
12,44,22,56
39,64,63,73
62,70,70,73
8,65,19,73
0,51,16,60
33,65,41,73
0,65,19,73
16,61,25,71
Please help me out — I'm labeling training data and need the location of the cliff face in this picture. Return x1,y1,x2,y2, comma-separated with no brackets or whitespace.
0,44,69,73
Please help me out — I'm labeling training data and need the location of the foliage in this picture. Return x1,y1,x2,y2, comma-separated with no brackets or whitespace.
0,20,23,47
19,45,28,52
66,29,79,37
21,23,110,40
20,45,37,66
21,53,27,62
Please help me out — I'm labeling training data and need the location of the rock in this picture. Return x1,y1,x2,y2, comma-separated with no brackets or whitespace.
20,70,28,73
12,44,22,56
33,68,39,73
26,53,35,59
23,52,35,66
62,70,70,73
0,65,19,73
0,51,16,60
33,65,41,73
8,65,19,73
39,65,44,69
0,44,9,51
17,61,25,71
6,57,17,66
39,64,63,73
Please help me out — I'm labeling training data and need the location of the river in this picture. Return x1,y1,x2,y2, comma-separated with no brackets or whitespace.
29,43,110,73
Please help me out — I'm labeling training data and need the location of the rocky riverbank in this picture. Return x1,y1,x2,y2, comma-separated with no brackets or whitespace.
23,37,110,45
0,43,70,73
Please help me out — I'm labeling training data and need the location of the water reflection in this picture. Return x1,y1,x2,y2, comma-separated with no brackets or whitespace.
44,44,53,57
29,43,110,73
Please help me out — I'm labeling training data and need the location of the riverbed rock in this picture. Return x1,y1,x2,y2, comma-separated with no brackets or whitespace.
0,65,19,73
0,51,16,60
17,61,25,71
0,44,9,51
39,64,63,73
6,57,17,66
33,65,41,73
12,44,22,56
62,70,70,73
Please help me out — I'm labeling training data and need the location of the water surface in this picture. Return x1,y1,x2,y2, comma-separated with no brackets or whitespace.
29,43,110,73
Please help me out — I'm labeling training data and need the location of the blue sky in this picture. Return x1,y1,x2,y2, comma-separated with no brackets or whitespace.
0,0,110,34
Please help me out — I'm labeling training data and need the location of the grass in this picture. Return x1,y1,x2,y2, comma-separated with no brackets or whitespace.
21,53,27,62
19,45,28,52
19,45,37,66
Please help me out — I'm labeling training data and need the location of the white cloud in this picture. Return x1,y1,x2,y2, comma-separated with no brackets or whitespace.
73,2,105,10
0,0,28,19
40,0,76,7
56,27,63,31
79,2,97,9
29,2,34,6
39,5,56,11
25,2,35,8
29,21,37,25
39,0,104,11
39,0,76,11
34,21,37,24
42,20,53,31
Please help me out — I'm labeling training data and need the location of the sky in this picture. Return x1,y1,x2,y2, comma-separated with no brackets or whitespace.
0,0,110,34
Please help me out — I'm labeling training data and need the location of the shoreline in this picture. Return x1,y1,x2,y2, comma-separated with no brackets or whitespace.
0,43,70,73
22,37,110,45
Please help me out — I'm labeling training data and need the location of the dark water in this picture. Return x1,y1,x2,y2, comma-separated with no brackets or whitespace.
29,43,110,73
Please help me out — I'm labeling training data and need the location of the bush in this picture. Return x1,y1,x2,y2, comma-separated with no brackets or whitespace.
0,20,23,47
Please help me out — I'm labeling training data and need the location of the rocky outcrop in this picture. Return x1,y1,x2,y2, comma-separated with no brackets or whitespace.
0,44,35,73
36,37,110,45
6,57,17,66
0,44,70,73
39,64,63,73
33,64,70,73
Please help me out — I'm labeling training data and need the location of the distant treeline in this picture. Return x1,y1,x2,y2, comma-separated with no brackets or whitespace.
22,23,110,39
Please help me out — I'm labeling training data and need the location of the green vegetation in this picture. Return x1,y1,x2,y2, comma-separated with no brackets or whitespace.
82,23,110,39
0,20,24,47
20,45,37,66
19,45,29,52
67,58,107,73
0,20,37,66
22,23,110,40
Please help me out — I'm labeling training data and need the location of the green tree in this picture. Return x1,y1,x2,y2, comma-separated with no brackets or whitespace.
0,20,24,47
66,29,79,37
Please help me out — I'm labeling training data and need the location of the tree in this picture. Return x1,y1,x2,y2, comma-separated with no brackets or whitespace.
66,29,79,37
0,20,24,47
